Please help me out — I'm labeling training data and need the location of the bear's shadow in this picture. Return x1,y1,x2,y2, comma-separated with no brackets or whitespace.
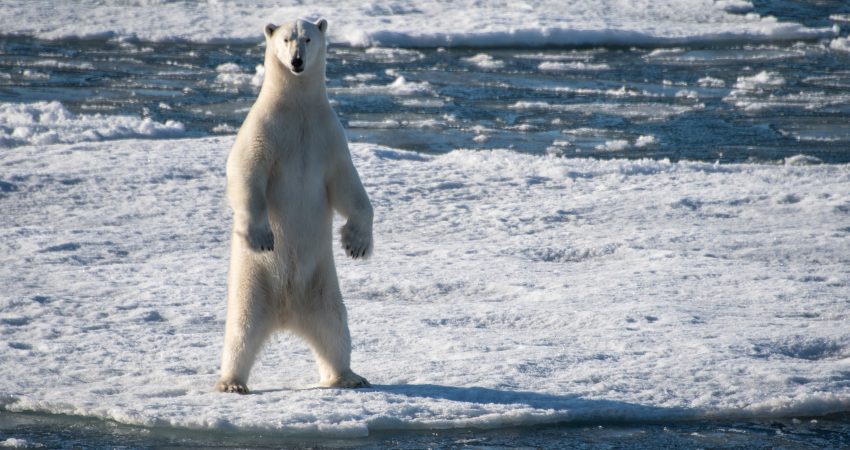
369,384,691,423
252,383,693,423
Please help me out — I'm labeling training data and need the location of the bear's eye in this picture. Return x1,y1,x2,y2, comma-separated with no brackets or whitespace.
305,38,311,43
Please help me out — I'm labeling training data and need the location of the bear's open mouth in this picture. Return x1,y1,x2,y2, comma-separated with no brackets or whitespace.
291,67,304,74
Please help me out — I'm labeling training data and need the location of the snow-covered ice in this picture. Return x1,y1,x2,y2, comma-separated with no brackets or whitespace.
1,137,848,435
0,0,836,47
1,0,849,438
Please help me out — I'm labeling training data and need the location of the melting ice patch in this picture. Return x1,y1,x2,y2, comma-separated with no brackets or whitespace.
830,37,850,53
214,63,264,92
643,45,810,64
538,61,611,71
510,100,703,121
0,0,836,47
732,71,786,90
0,101,185,147
362,48,425,63
332,76,435,97
724,70,850,116
594,135,657,152
0,438,32,448
714,0,754,14
698,76,726,88
1,137,848,434
385,76,434,95
724,71,789,111
461,54,505,70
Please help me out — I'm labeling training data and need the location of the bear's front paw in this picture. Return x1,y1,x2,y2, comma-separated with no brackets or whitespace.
216,379,249,394
340,221,372,259
239,224,274,252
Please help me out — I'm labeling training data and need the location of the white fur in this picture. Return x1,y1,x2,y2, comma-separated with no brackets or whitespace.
217,18,373,394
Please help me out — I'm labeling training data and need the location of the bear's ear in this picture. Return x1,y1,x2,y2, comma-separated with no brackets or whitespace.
315,18,328,33
264,23,278,39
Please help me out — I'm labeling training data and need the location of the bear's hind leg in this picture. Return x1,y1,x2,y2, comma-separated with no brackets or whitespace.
217,266,276,394
292,275,370,388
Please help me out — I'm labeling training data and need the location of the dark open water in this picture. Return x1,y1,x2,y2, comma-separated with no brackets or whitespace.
2,0,850,448
3,410,850,449
2,2,850,163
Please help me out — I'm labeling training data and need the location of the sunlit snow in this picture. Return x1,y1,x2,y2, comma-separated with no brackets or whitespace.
1,138,848,435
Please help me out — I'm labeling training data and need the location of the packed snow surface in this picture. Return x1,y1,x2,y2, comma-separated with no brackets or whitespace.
1,137,849,436
0,0,836,47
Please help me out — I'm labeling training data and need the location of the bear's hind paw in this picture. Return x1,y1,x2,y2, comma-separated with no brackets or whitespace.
216,379,249,394
322,371,371,389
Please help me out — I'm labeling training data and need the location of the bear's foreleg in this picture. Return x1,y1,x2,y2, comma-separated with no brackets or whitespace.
327,148,374,260
227,146,275,252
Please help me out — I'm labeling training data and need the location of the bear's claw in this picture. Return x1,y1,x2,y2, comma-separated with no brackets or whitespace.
340,221,372,259
242,225,274,252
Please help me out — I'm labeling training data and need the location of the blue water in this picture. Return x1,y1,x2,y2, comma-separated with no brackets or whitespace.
2,2,850,163
2,410,850,449
2,1,850,448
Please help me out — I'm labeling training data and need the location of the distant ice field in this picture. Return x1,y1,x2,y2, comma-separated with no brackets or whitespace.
1,137,848,435
0,0,837,47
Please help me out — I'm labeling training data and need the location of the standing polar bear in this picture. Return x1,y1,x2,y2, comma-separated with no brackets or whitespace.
217,18,373,394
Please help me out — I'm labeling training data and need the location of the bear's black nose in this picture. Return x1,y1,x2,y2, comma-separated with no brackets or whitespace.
291,57,303,69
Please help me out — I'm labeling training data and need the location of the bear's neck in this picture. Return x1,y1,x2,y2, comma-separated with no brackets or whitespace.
258,54,328,107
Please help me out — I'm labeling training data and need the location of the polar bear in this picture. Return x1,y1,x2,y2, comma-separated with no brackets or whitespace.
216,18,373,394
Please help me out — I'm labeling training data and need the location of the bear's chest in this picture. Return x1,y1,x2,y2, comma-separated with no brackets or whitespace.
265,127,331,211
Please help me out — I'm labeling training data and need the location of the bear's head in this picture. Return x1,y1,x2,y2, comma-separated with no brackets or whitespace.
264,18,328,77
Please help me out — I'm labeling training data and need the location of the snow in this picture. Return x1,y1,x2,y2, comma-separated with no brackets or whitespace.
0,0,835,47
1,0,849,437
0,101,186,147
1,137,848,435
